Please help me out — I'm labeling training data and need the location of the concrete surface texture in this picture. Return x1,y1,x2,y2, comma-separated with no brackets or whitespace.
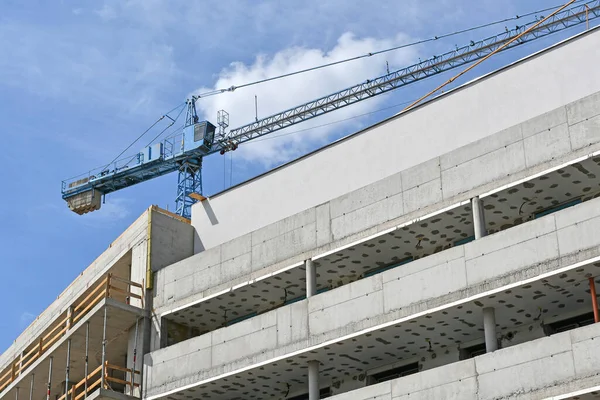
143,196,600,398
191,27,600,253
325,321,600,400
154,87,600,316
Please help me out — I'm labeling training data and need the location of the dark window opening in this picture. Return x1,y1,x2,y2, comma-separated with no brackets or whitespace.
164,319,200,347
454,235,475,247
225,312,257,327
544,311,595,335
285,287,330,305
459,342,487,360
364,257,413,278
287,387,331,399
367,362,420,385
534,198,582,219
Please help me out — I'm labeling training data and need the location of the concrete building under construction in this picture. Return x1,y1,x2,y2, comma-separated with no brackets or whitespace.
2,24,600,400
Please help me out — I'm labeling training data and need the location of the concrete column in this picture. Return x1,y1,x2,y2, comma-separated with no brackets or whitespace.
483,307,498,352
305,259,317,298
471,196,487,239
308,360,320,400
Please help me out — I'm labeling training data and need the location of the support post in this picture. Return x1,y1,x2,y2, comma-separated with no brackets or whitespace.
65,339,71,400
472,196,487,239
29,374,34,400
84,322,89,399
101,307,108,389
483,307,498,352
66,306,74,330
106,274,112,299
590,277,599,323
130,318,140,395
305,259,316,298
15,387,19,400
46,357,53,400
308,360,320,400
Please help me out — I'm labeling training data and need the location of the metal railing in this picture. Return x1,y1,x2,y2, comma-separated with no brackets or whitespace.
0,274,143,393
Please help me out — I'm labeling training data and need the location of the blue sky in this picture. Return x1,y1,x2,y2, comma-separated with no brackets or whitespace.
0,0,594,352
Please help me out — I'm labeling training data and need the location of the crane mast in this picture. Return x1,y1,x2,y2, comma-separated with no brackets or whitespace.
61,0,600,219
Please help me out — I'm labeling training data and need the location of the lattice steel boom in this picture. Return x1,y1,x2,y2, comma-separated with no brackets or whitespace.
61,1,600,218
216,0,600,151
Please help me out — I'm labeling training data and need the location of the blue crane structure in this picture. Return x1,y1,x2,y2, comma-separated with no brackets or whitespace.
61,0,600,219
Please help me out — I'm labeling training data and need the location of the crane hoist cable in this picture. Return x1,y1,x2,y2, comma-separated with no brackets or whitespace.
402,0,578,112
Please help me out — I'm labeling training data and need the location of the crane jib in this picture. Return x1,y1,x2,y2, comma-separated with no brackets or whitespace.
219,2,600,149
60,0,600,218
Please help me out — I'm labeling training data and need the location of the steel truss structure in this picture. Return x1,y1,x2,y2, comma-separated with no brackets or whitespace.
217,1,600,150
61,1,600,219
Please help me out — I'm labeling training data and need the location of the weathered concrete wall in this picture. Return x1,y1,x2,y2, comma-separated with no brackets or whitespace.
144,197,600,397
154,89,600,314
191,28,600,252
150,210,194,272
326,322,600,400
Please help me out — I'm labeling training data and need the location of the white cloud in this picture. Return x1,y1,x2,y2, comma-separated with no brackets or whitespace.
194,32,420,166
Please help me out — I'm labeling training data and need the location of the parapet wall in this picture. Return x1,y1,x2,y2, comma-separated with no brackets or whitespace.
191,27,600,252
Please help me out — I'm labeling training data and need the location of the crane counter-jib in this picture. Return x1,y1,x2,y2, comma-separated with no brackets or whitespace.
62,121,216,215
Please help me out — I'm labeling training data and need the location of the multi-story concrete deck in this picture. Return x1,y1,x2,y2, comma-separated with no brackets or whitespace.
144,27,600,400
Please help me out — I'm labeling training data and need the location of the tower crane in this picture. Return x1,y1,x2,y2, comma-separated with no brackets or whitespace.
61,0,599,219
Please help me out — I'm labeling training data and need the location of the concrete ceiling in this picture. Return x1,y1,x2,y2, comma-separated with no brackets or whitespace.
164,259,600,399
483,157,600,233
